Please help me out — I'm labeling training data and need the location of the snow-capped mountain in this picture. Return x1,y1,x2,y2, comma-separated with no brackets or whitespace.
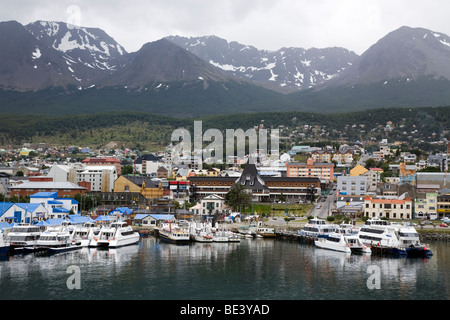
0,20,78,91
98,38,231,90
325,26,450,87
2,21,450,116
25,20,128,86
166,35,358,92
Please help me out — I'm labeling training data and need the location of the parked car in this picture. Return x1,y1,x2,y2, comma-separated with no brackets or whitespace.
440,223,448,227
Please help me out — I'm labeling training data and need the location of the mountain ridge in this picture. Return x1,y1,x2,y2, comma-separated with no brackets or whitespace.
1,21,450,116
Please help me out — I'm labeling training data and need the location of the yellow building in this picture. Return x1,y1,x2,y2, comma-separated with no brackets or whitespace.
114,175,163,199
350,164,368,176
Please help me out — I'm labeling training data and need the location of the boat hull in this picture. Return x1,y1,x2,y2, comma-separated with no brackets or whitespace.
315,239,351,253
0,246,9,255
159,232,190,245
47,244,82,254
405,246,433,257
108,234,140,248
193,235,213,243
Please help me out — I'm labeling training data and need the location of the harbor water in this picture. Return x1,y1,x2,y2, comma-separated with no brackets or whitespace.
1,237,450,300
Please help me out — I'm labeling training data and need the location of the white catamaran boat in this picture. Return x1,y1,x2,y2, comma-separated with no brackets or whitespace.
299,218,339,239
357,218,405,254
32,230,81,253
96,221,140,248
7,224,42,251
73,222,101,247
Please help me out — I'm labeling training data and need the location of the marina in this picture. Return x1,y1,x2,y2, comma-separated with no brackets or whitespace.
0,235,448,300
0,215,446,301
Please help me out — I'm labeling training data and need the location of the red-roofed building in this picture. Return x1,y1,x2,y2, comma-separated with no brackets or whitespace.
364,195,413,220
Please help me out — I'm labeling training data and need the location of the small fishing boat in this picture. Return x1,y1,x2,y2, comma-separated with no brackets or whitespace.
158,222,190,244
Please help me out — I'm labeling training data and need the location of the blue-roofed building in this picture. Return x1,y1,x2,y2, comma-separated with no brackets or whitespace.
30,192,79,219
110,207,133,216
133,213,174,227
0,202,47,224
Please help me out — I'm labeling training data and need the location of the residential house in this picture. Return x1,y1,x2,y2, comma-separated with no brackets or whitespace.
311,150,332,163
363,168,381,192
156,166,169,179
332,150,354,164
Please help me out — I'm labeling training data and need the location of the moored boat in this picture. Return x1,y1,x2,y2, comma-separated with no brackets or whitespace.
193,231,213,243
299,218,339,240
357,218,406,255
212,231,229,242
158,222,190,244
314,232,351,253
96,221,140,248
396,225,433,257
0,229,10,255
6,224,42,252
257,226,276,238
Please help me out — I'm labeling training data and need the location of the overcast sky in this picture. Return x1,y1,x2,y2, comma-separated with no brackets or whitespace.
2,0,450,55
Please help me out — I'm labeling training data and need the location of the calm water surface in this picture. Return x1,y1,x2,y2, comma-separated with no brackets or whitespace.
1,237,450,300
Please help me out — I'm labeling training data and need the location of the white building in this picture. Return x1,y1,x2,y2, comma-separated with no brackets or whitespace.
337,175,367,196
77,165,117,192
29,192,79,219
189,194,230,217
0,202,47,223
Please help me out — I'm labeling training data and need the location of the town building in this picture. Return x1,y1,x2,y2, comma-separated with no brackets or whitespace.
350,164,368,177
334,195,366,217
332,150,354,164
399,162,416,186
286,158,334,182
135,154,165,175
9,176,87,198
77,165,117,193
189,162,321,202
189,194,231,218
337,175,367,196
437,193,450,218
311,150,332,163
114,175,164,199
82,157,122,175
29,192,79,219
364,195,413,220
414,193,438,220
